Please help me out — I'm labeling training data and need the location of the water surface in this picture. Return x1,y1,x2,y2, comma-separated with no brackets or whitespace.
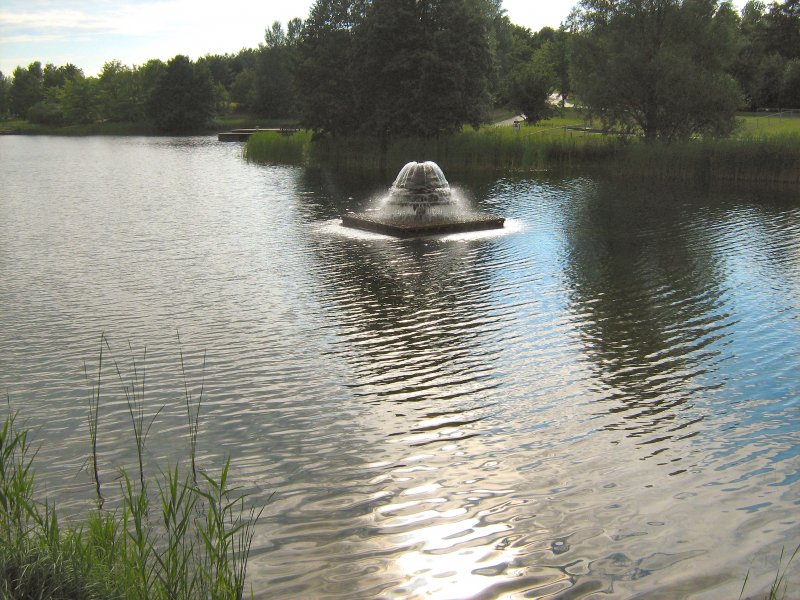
1,136,798,598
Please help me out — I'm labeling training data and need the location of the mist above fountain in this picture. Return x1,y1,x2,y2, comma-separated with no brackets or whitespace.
341,161,504,237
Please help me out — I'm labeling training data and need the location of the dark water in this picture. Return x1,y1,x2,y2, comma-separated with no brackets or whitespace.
1,136,798,599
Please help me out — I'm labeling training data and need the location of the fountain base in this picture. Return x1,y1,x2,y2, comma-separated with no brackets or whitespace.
341,211,505,238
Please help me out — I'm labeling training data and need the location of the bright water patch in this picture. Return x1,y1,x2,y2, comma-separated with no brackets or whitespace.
0,136,798,598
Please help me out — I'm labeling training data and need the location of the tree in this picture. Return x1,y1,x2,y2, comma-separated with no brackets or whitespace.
507,60,553,124
0,71,10,118
43,63,82,89
230,68,257,110
298,0,492,138
544,28,571,107
62,76,100,124
254,21,302,117
762,0,800,60
731,1,800,109
10,62,44,118
27,87,65,125
781,58,800,107
98,61,144,122
571,0,743,141
356,0,492,138
297,0,367,136
148,55,215,132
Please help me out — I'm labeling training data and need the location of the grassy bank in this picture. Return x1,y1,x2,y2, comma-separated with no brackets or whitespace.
245,112,800,185
0,114,297,136
0,337,261,599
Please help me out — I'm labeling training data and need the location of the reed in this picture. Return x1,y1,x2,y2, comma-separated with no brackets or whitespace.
243,130,312,164
605,135,800,185
84,332,105,508
178,331,205,484
767,544,799,600
244,117,800,185
111,342,162,492
740,543,800,600
0,342,263,600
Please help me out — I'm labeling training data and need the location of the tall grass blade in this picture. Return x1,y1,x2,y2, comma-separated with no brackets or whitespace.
84,331,106,508
177,330,205,485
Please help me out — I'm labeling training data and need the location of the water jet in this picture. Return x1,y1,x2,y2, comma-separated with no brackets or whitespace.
341,161,504,238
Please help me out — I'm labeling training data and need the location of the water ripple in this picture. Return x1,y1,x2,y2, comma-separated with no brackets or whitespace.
1,137,799,598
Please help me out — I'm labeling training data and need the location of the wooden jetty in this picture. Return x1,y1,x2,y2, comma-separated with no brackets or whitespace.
217,127,299,142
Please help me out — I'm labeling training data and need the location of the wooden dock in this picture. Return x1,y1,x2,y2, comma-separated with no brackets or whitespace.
217,127,300,142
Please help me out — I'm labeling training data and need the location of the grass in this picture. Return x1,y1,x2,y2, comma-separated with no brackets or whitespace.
735,111,800,139
0,112,297,136
243,109,800,184
1,336,263,600
1,119,160,136
740,543,800,600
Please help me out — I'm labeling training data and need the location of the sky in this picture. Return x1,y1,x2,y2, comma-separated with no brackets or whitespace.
0,0,747,78
0,0,588,77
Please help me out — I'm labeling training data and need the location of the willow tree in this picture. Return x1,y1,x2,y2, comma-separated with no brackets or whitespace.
570,0,742,141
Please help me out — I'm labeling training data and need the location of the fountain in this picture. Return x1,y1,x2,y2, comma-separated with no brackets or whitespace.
341,161,504,237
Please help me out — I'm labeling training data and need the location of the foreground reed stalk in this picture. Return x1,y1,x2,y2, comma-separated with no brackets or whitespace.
178,330,205,484
84,332,105,508
1,341,263,599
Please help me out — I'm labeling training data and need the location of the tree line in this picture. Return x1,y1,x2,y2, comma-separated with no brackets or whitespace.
0,0,797,139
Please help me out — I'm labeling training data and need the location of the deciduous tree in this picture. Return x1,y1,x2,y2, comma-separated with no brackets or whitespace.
10,62,44,118
571,0,742,141
0,71,10,118
297,0,367,136
254,20,302,117
147,55,215,132
298,0,492,138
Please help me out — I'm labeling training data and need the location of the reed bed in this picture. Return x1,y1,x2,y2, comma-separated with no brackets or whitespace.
245,123,799,185
243,130,313,164
588,135,800,185
1,335,261,600
244,125,620,173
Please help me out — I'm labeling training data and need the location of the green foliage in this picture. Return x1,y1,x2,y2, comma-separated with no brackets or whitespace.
253,21,301,118
298,0,493,139
230,68,257,110
98,61,144,123
781,59,800,107
296,0,365,136
62,76,100,125
731,1,800,109
506,60,553,125
28,88,66,126
571,0,743,141
10,61,44,118
491,20,571,111
762,0,800,61
43,63,82,90
245,130,313,163
148,55,216,132
0,71,10,118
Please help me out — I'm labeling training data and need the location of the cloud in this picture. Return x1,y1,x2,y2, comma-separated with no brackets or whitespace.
0,8,119,33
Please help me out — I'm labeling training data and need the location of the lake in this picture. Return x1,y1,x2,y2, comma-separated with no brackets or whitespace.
0,135,798,599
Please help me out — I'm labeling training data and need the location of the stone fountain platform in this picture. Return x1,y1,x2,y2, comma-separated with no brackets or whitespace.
341,211,504,238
